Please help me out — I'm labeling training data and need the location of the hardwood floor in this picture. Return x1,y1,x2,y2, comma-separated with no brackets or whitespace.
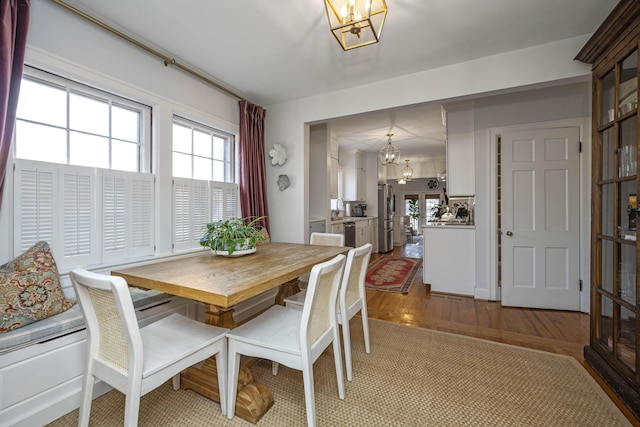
367,238,640,426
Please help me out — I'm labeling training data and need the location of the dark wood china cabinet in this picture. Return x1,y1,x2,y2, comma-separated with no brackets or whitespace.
576,0,640,417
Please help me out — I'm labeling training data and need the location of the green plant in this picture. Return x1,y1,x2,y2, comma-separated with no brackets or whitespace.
431,202,446,219
407,198,421,223
200,216,266,255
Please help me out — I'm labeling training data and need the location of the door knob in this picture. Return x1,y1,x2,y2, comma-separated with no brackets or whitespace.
506,231,513,236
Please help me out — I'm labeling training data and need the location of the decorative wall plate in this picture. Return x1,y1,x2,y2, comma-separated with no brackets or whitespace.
427,178,439,189
277,174,290,191
268,143,288,166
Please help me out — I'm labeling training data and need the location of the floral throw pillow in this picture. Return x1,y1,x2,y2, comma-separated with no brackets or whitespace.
0,241,75,333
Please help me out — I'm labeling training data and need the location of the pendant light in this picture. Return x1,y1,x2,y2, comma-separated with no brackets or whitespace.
379,133,400,165
401,159,413,179
324,0,388,51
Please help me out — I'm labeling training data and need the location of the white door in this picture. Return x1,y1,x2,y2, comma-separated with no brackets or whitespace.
501,126,580,310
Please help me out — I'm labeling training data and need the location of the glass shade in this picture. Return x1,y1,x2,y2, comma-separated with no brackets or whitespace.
324,0,387,50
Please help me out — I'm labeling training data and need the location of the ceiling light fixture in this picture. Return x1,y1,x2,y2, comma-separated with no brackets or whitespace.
401,159,413,179
324,0,388,51
379,133,400,165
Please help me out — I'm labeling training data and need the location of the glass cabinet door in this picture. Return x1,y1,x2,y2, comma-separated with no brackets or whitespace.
594,48,638,379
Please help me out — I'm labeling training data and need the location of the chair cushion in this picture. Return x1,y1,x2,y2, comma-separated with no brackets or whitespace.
141,313,228,378
0,241,75,333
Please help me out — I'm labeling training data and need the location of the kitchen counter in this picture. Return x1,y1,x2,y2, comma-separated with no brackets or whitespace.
424,223,475,229
423,225,475,296
331,216,376,224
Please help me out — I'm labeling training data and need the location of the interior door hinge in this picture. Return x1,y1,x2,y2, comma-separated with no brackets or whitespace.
579,141,582,153
579,279,583,291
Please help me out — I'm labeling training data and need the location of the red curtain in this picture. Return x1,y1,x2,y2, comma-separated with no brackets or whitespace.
0,0,30,209
238,99,269,232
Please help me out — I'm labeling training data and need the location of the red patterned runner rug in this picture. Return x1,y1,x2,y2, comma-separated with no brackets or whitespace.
365,257,423,294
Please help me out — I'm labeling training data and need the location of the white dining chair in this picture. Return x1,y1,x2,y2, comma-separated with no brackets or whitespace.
284,243,373,381
226,254,346,427
297,232,345,290
70,268,229,427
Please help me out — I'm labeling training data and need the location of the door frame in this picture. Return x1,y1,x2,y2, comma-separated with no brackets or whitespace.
487,117,591,312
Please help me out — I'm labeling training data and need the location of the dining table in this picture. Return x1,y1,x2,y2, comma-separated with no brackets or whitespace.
111,241,349,424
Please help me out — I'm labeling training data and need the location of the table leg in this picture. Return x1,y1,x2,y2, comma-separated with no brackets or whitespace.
274,278,300,305
180,304,274,424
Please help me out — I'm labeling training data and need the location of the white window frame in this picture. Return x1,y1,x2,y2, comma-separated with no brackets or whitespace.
16,66,152,173
172,116,234,182
171,115,238,252
12,68,155,270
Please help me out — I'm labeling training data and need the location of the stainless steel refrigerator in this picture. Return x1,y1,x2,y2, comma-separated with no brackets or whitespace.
378,184,394,252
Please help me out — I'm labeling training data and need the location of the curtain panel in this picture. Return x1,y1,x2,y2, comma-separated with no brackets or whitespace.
0,0,30,209
238,100,270,233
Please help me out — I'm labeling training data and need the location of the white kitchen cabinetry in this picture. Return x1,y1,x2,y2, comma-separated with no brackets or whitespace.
344,150,367,201
328,157,339,199
444,103,475,196
368,217,378,252
331,223,344,234
355,220,368,247
329,136,339,160
328,133,339,199
356,151,366,201
423,226,475,296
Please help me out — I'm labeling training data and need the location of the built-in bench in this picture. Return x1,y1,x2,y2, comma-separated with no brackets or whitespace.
0,286,196,427
0,287,169,355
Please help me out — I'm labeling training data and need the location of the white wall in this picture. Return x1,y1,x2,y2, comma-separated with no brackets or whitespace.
264,35,593,243
0,1,240,263
472,83,591,307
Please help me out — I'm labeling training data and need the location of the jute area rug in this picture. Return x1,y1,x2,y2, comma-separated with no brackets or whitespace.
48,319,631,427
365,257,422,293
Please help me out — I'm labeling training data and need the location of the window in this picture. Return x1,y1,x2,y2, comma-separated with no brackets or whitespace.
425,194,441,223
15,68,150,172
172,117,233,182
171,116,238,252
12,68,154,269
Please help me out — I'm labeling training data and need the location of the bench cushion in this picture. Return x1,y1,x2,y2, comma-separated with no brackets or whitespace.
0,286,170,354
0,242,75,333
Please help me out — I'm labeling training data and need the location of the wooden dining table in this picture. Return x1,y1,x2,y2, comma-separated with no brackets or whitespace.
111,241,349,424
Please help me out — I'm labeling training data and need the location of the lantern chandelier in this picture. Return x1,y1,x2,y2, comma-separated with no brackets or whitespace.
401,160,413,179
324,0,388,51
379,133,400,165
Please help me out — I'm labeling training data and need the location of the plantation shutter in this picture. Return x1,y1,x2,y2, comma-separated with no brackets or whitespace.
103,171,127,261
173,179,238,253
130,173,154,257
61,166,96,268
14,160,56,253
173,178,209,252
102,170,154,262
210,181,239,221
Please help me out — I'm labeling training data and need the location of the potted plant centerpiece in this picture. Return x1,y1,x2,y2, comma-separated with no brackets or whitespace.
200,216,267,256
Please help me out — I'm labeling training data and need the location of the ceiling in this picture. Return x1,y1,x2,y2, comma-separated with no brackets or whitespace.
60,0,617,165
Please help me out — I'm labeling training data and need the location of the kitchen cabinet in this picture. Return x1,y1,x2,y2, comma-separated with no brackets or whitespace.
444,102,475,196
423,226,475,296
329,135,339,160
328,156,339,199
344,150,367,201
355,220,368,247
576,1,640,418
368,217,378,252
330,217,377,250
331,223,344,234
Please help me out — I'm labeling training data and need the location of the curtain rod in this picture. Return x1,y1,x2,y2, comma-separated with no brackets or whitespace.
49,0,245,101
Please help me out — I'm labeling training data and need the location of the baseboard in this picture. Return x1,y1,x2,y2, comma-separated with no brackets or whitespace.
474,287,491,300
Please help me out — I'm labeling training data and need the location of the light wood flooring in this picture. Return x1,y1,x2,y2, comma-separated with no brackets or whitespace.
367,237,640,426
